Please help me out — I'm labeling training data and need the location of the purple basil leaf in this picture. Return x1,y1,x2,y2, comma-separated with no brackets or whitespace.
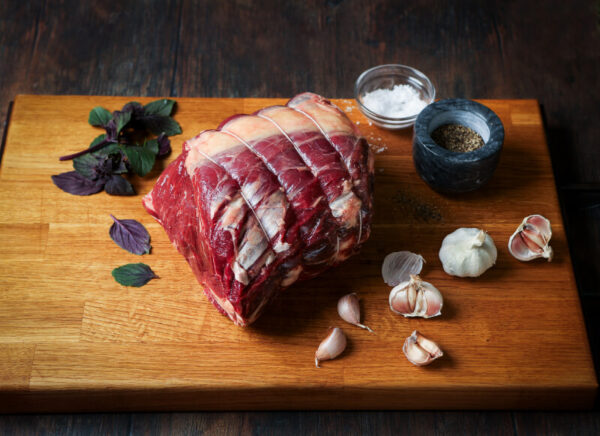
105,119,118,141
111,263,157,287
121,101,144,119
109,215,151,255
110,153,128,174
104,174,135,196
156,133,171,158
51,171,105,195
98,156,119,180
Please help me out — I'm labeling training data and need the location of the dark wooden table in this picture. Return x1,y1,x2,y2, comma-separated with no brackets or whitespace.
1,1,599,434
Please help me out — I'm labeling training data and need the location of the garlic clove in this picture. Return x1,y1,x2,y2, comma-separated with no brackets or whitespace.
415,333,443,357
403,338,431,365
337,293,373,332
403,330,443,366
422,288,443,318
389,275,443,318
508,214,553,262
389,281,417,315
521,226,547,253
315,327,347,368
527,214,552,236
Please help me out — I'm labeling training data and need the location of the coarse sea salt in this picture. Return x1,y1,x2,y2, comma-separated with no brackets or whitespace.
362,84,427,118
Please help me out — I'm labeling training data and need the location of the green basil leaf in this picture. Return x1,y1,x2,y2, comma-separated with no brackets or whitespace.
73,153,102,180
112,263,157,287
93,142,121,157
88,107,112,127
143,99,176,117
139,115,182,136
144,138,159,155
115,111,132,135
89,133,107,148
124,143,157,177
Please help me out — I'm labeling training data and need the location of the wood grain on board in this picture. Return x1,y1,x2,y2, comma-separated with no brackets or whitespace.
0,95,596,412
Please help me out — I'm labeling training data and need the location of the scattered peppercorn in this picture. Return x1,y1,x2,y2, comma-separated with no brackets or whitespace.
431,124,485,152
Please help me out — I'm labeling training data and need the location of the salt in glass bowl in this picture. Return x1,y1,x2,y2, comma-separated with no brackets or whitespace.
354,64,435,129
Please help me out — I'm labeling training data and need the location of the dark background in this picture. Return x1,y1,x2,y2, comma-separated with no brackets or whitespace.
1,0,599,434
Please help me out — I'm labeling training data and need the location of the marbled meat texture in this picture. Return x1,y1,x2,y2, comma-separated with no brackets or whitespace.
143,93,374,326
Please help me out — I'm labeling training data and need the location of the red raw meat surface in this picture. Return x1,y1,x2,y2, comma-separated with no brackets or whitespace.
143,93,374,326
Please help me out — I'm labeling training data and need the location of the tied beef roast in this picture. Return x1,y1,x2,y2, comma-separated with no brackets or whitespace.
143,93,374,326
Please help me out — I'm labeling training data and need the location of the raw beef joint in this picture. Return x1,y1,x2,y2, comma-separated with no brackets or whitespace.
143,93,374,326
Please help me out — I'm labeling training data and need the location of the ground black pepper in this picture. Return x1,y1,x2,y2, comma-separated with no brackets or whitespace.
431,124,485,152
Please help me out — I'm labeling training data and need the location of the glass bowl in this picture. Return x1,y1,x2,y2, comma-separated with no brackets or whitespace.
354,64,435,129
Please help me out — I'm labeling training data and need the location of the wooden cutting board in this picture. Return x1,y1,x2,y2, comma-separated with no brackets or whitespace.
0,95,596,412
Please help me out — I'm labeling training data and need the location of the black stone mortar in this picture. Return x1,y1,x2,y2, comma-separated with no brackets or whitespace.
412,98,504,194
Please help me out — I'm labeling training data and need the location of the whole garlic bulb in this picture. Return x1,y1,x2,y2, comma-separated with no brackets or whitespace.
439,228,497,277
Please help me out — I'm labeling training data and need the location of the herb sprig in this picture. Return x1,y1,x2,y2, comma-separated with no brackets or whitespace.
51,99,181,196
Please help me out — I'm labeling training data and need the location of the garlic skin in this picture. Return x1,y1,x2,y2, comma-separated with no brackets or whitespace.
337,293,373,332
439,228,497,277
403,330,443,366
508,214,553,262
381,251,425,287
315,327,347,368
389,275,443,318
